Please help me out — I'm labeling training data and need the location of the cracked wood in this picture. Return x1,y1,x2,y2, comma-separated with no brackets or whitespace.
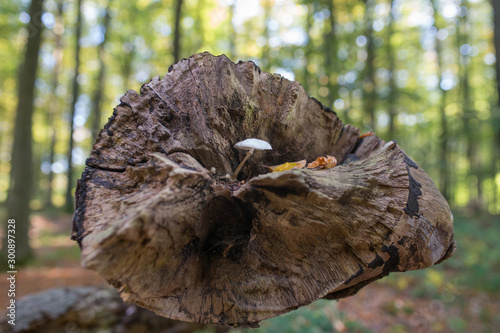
72,52,455,327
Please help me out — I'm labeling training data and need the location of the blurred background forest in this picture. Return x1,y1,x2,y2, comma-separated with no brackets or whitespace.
1,0,500,332
2,0,500,217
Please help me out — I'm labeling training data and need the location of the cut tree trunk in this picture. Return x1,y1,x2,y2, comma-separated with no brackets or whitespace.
72,52,455,327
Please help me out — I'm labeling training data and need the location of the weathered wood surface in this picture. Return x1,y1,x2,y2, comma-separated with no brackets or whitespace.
71,52,455,327
0,287,220,333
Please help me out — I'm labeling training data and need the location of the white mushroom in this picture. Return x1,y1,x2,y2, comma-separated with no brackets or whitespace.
231,138,272,180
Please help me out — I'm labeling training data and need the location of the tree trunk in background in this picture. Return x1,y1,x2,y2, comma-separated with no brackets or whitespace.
46,1,64,208
172,0,183,63
345,89,353,124
4,0,44,262
0,110,4,183
387,0,397,140
458,6,482,211
65,0,83,212
324,0,337,109
121,44,135,92
491,0,500,210
261,0,272,68
363,0,376,131
194,0,204,52
119,2,137,92
302,3,313,94
228,1,236,60
0,93,7,181
433,0,450,201
91,0,112,142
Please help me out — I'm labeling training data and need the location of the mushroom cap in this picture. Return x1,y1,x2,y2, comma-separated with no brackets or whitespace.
234,138,272,151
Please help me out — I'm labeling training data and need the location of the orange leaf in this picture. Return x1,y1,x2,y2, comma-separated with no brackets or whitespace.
324,155,337,169
358,131,374,139
307,157,325,169
307,155,337,169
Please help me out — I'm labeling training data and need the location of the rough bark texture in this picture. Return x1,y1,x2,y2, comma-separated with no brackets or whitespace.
72,52,455,327
0,287,226,333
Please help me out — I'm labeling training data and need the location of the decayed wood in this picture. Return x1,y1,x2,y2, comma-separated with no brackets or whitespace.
71,52,455,327
0,287,221,333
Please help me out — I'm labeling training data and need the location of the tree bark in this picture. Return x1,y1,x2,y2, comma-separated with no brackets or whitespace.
72,53,455,327
65,0,83,212
4,0,44,262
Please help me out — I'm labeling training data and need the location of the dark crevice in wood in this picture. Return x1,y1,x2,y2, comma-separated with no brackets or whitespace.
84,163,126,173
71,168,92,245
322,272,390,300
402,152,423,218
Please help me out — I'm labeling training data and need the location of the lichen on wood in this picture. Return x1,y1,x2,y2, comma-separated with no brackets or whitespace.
72,52,455,327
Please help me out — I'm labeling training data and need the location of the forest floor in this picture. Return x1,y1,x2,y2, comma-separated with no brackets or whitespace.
0,210,499,333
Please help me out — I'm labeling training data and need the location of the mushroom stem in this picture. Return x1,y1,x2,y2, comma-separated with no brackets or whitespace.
230,148,255,180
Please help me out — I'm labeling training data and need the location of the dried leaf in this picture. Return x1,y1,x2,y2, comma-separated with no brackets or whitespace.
266,156,337,173
267,160,307,172
307,155,337,169
306,158,322,169
359,131,374,139
325,155,338,169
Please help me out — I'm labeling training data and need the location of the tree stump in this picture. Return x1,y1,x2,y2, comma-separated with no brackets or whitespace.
72,52,455,327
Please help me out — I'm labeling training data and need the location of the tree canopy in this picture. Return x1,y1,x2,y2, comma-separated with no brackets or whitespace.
0,0,499,216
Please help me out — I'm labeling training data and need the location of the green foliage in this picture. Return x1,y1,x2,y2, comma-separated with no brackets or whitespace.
240,300,371,333
30,242,81,267
447,317,467,332
383,211,500,294
443,212,500,292
1,0,499,212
